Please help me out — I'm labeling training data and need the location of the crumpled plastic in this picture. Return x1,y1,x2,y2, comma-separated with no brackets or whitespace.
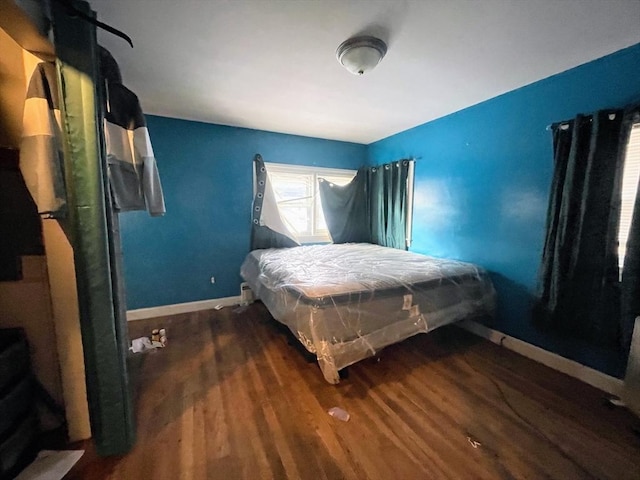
241,243,496,384
328,407,350,422
130,336,157,353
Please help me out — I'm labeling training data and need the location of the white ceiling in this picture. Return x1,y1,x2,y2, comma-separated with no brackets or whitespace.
89,0,640,144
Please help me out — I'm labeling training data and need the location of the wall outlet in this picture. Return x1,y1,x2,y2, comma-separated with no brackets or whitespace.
210,276,215,284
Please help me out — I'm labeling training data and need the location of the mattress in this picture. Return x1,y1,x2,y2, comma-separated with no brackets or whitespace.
240,243,495,383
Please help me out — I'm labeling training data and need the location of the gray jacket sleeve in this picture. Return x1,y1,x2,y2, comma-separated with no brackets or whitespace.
133,125,165,216
19,62,67,218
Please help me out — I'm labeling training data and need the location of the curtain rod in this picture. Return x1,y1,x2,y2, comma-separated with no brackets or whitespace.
546,111,623,131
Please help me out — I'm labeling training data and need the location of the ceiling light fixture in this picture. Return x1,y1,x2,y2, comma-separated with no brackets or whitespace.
336,36,387,76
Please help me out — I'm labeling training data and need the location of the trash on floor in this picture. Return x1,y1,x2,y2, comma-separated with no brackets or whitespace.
159,328,167,347
151,328,167,347
214,304,224,310
130,327,167,353
467,436,482,449
130,336,156,353
327,406,350,422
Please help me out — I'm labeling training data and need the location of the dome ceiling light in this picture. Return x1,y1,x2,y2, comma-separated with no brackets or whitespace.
336,36,387,76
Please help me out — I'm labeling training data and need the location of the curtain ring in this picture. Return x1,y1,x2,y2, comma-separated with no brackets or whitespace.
255,206,260,211
253,219,259,224
372,167,377,172
257,193,263,198
260,167,266,172
385,165,390,170
259,180,264,186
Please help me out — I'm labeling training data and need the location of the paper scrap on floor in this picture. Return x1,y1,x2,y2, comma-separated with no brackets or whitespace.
130,336,165,353
327,407,350,422
15,450,84,480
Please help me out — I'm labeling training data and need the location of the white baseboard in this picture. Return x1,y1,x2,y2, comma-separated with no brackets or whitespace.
126,296,242,321
458,319,624,397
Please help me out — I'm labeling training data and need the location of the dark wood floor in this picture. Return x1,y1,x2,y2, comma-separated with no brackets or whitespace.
67,303,640,479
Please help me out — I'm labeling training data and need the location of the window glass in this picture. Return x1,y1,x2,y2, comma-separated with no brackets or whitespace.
265,163,356,243
618,123,640,278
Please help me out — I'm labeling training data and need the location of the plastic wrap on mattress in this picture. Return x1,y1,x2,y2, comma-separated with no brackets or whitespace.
240,243,495,384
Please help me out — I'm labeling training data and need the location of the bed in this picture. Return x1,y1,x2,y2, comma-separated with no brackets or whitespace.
240,243,496,383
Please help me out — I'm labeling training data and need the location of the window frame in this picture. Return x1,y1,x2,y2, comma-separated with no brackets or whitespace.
264,162,357,243
618,122,640,279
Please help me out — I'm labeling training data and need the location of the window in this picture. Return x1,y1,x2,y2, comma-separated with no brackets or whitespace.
618,123,640,278
265,163,356,243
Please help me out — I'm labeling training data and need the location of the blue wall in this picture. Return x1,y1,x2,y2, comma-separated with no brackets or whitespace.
368,43,640,377
120,118,366,310
123,44,640,377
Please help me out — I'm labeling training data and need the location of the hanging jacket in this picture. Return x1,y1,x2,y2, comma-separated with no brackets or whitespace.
100,47,165,216
20,62,67,218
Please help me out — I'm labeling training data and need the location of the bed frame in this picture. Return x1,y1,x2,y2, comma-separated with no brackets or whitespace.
241,243,496,384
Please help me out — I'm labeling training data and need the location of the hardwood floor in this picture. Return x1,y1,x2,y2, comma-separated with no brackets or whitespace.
66,303,640,479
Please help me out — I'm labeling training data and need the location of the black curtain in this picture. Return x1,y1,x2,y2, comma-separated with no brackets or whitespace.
319,160,412,249
620,109,640,353
536,110,626,348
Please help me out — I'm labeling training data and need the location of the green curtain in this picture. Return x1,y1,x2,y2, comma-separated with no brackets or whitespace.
319,160,412,249
54,0,136,455
536,110,625,348
369,161,410,249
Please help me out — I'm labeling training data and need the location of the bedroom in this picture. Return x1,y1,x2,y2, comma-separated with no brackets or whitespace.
1,0,640,478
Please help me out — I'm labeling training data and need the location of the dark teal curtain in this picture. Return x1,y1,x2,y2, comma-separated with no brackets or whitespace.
370,161,410,249
250,155,300,250
319,159,412,249
620,108,640,353
317,170,370,244
536,110,626,348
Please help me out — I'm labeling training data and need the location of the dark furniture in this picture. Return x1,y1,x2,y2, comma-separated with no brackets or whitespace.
0,329,39,479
